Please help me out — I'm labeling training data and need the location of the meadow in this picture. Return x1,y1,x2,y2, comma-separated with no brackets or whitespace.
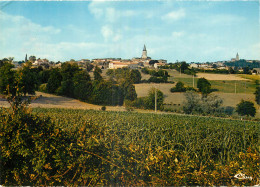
28,107,259,186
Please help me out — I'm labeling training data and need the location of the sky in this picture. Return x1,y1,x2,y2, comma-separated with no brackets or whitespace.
0,0,259,63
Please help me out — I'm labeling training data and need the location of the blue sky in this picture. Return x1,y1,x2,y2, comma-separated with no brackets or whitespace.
0,0,259,63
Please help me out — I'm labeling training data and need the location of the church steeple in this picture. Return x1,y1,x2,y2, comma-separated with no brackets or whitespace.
25,54,28,62
141,44,147,59
236,52,239,61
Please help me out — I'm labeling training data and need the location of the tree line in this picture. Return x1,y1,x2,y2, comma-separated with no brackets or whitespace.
0,60,138,106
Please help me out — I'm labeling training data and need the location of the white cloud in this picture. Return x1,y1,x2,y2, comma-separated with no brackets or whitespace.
162,9,186,22
88,1,140,23
101,25,122,42
101,25,114,41
172,31,185,38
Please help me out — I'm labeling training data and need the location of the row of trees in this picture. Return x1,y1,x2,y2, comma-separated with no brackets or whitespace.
170,78,211,97
42,63,138,106
0,60,138,106
141,68,170,83
106,68,142,84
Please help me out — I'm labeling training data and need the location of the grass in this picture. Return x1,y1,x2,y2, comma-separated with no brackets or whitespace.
238,74,260,82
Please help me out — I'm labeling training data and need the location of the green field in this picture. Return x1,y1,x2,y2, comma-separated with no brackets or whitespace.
29,107,259,186
167,70,258,94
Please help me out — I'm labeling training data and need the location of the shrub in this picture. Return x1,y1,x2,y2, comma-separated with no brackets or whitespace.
224,106,235,115
38,83,47,93
183,92,223,115
170,81,186,92
101,106,106,111
236,100,256,117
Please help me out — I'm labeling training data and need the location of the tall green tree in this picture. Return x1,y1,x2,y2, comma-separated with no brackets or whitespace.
93,66,103,82
120,81,137,101
73,71,92,101
60,62,79,81
16,65,38,96
47,68,62,93
180,61,189,73
129,69,142,84
0,62,16,96
197,78,211,97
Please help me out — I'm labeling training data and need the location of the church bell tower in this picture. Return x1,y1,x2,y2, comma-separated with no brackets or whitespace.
141,44,147,59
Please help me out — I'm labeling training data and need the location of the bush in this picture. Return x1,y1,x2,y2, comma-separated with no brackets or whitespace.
0,106,66,185
183,92,223,115
236,100,256,117
0,102,110,185
224,106,235,115
38,83,47,93
170,81,186,92
101,106,106,111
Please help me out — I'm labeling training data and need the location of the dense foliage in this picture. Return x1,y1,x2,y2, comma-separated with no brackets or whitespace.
236,100,256,117
197,78,211,96
0,62,38,96
183,91,224,115
255,86,260,105
2,107,259,186
106,68,142,84
26,63,137,106
170,81,196,93
141,68,169,83
125,88,164,111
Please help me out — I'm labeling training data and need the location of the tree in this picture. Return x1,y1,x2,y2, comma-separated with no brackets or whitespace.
73,71,92,101
170,81,186,92
120,81,137,101
129,69,142,84
47,68,62,93
16,65,38,96
254,87,260,105
197,78,211,97
144,88,164,110
90,81,110,105
236,100,256,117
180,61,189,73
56,80,74,97
243,67,251,74
183,91,201,114
0,62,16,96
93,66,103,82
60,62,79,81
39,70,51,84
183,91,223,115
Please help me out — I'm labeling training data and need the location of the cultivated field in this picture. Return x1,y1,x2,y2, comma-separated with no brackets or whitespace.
196,73,248,80
134,83,256,106
31,108,260,186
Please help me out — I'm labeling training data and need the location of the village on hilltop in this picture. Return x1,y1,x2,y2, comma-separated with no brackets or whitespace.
10,45,260,74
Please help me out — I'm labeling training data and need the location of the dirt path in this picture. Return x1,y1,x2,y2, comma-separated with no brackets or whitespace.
0,92,126,111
